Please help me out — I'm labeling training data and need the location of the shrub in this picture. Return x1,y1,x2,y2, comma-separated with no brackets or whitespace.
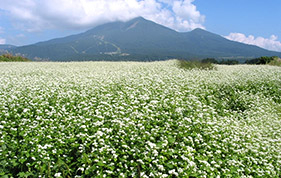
201,58,219,64
0,53,30,62
219,59,239,65
177,59,216,70
245,56,277,65
268,57,281,67
201,58,240,65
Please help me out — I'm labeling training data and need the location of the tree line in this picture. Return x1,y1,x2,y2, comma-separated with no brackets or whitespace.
201,56,279,65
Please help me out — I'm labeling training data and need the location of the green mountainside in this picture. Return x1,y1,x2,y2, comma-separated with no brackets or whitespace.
10,17,281,61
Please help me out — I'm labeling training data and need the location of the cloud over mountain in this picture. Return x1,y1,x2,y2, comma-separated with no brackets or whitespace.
225,33,281,52
0,0,205,32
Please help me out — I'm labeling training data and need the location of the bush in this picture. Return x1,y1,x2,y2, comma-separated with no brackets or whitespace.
201,58,240,65
0,53,30,62
201,58,219,64
268,57,281,67
219,59,239,65
245,56,277,65
177,59,216,70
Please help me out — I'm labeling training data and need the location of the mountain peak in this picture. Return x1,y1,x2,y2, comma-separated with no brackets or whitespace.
191,28,213,34
129,16,146,21
189,28,221,39
126,16,152,26
10,17,281,61
192,28,205,31
124,17,146,29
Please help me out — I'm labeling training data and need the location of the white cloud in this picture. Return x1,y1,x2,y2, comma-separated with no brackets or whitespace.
0,38,6,44
225,33,281,52
0,0,205,32
172,0,205,30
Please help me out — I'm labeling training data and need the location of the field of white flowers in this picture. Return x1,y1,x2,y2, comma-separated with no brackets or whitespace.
0,60,280,177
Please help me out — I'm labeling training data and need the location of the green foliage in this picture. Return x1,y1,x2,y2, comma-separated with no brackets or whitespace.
177,59,216,70
219,59,239,65
0,61,281,177
201,58,240,65
268,57,281,66
201,58,219,64
245,56,277,65
0,53,30,62
246,56,281,66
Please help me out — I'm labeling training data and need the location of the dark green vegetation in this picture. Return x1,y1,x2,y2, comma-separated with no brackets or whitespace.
177,59,216,70
245,56,280,65
268,57,281,66
9,17,281,61
201,58,240,65
201,56,281,66
0,54,30,62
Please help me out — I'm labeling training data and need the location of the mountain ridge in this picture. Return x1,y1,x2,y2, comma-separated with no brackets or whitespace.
0,44,17,55
9,17,281,61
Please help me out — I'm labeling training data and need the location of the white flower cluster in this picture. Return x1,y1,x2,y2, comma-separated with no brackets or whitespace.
0,60,280,177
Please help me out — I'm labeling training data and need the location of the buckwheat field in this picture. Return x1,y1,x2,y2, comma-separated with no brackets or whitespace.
0,60,280,177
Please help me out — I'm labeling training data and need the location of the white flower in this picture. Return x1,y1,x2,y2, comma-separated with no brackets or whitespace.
54,172,61,177
147,141,156,148
96,131,103,137
168,169,178,176
157,165,165,171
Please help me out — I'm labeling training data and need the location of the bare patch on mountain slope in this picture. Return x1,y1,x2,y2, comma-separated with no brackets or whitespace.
81,35,128,56
126,21,139,31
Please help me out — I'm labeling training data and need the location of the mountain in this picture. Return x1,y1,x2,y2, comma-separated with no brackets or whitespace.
0,44,16,50
10,17,281,61
0,44,17,54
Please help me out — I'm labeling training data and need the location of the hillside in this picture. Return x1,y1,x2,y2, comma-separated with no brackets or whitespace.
10,17,281,61
0,44,16,49
0,44,16,54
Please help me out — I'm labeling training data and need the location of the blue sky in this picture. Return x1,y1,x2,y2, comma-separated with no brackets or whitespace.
0,0,281,51
194,0,281,37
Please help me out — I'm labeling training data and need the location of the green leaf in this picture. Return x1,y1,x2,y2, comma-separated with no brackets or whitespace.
97,161,104,167
168,136,175,144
